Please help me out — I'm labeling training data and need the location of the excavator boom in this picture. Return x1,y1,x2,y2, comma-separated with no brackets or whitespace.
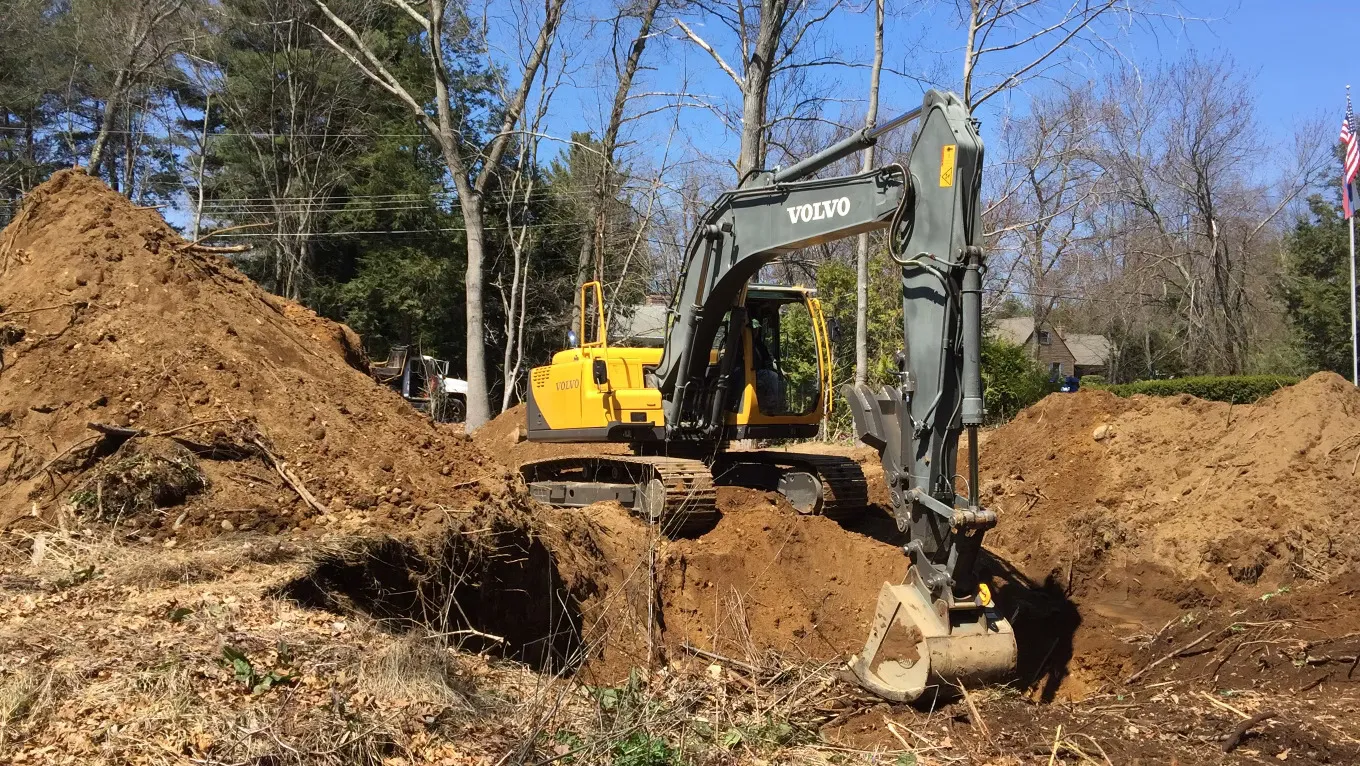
842,90,1016,700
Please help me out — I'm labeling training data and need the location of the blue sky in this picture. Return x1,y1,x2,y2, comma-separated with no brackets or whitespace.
519,1,1348,182
1131,1,1347,138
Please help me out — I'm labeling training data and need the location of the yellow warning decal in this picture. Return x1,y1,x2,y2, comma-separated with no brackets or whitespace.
939,144,956,187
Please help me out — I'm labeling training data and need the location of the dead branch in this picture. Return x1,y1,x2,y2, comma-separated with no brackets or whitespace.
1222,710,1276,753
957,679,993,743
680,641,760,676
182,243,252,254
87,418,235,441
1296,671,1330,693
33,435,101,478
0,302,84,319
177,220,273,250
249,437,329,515
1125,629,1216,684
1206,637,1244,681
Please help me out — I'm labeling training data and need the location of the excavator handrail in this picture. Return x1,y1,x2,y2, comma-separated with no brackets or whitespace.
808,296,833,417
579,281,608,349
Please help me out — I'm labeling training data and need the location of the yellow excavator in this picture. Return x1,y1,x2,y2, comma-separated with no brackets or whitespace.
521,90,1017,702
522,278,862,534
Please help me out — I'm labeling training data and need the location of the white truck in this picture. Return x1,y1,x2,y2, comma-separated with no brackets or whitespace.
369,346,466,423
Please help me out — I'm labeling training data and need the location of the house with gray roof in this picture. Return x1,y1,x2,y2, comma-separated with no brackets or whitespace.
994,316,1113,380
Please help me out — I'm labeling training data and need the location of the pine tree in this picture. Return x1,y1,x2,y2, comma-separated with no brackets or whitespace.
1279,195,1354,376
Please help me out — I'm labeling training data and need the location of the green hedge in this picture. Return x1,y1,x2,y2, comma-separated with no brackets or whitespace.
1089,375,1300,404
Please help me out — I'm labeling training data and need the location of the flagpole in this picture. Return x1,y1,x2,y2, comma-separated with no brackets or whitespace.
1349,86,1359,386
1351,205,1358,385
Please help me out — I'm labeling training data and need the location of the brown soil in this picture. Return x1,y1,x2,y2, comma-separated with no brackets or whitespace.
0,169,512,541
983,376,1360,594
476,402,629,468
660,487,906,663
6,170,1360,763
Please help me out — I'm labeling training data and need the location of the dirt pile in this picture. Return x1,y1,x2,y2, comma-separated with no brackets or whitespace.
661,488,904,662
982,374,1360,594
476,402,629,468
0,170,510,541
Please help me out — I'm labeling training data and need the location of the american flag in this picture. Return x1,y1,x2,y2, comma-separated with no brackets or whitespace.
1343,93,1358,219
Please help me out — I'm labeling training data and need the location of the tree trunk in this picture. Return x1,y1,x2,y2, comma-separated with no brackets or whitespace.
854,0,885,386
122,107,136,197
309,0,563,430
736,0,788,180
89,70,127,171
573,0,661,317
191,93,210,241
462,196,491,430
961,0,979,107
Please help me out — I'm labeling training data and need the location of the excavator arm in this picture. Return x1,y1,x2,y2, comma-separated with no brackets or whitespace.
841,91,1016,701
648,168,908,435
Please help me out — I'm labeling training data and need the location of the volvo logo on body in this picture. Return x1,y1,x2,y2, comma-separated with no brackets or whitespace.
786,196,851,224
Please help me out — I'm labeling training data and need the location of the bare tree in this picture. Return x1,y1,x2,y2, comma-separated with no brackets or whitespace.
1086,56,1327,374
853,0,884,387
75,0,197,172
496,30,571,410
573,0,664,313
988,87,1098,332
309,0,567,430
675,0,840,180
199,1,368,301
956,0,1165,109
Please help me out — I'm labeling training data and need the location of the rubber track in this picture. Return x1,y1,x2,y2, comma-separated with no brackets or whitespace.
718,451,869,521
519,455,719,537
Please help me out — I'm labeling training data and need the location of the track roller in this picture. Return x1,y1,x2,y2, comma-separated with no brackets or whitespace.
521,455,719,536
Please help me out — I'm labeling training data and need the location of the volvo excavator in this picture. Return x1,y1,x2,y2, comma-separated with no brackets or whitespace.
521,90,1016,702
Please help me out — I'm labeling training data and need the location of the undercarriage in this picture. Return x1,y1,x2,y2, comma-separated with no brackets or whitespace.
520,449,868,534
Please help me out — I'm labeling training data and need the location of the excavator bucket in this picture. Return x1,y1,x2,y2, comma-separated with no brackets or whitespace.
849,570,1017,702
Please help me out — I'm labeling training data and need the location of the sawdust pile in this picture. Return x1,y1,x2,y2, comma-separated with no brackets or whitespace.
983,373,1360,592
0,170,514,541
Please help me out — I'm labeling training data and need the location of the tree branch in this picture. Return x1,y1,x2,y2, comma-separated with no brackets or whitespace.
673,18,744,91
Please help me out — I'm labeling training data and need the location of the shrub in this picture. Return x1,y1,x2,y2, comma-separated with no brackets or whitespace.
1080,374,1106,386
982,335,1053,422
1089,375,1299,404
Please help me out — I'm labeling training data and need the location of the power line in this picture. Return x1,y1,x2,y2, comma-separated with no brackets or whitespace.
212,220,597,237
0,125,436,139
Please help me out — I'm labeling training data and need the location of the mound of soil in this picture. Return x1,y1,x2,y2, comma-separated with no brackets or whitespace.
983,374,1360,593
0,170,509,540
476,403,629,468
960,375,1360,700
660,487,905,662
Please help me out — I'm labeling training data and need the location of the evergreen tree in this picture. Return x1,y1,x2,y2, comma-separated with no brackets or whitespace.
1279,195,1354,376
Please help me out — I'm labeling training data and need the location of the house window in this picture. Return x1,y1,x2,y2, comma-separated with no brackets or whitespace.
1049,362,1063,382
1037,330,1052,345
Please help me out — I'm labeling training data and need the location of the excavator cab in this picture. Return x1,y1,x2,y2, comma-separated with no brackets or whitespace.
725,285,833,431
525,281,832,444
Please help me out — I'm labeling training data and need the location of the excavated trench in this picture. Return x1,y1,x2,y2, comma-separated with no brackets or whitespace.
280,524,587,674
